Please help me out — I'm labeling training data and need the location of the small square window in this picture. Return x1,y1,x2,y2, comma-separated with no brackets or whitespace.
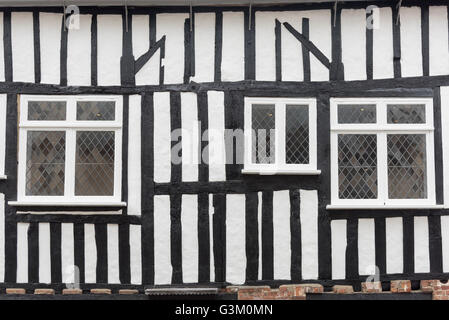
244,97,318,175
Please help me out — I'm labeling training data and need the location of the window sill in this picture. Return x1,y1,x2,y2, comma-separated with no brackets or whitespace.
242,169,321,176
326,204,444,210
0,175,6,180
8,201,127,207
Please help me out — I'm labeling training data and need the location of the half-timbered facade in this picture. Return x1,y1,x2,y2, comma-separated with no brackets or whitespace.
0,0,448,293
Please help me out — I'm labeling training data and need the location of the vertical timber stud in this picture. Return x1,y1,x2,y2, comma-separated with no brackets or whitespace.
60,13,68,86
421,3,430,77
3,9,12,82
275,19,282,82
366,9,374,80
119,96,131,284
330,3,344,80
214,11,223,83
141,93,155,285
91,14,98,86
121,7,135,86
4,94,17,283
392,2,402,78
33,11,41,84
197,92,210,283
244,3,255,80
317,94,332,280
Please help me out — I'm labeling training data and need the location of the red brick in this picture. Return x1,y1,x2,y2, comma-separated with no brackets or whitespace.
119,289,139,295
279,284,306,298
34,288,55,295
390,280,411,293
296,283,324,294
361,282,382,293
62,288,83,295
332,285,354,294
90,288,112,295
6,288,25,295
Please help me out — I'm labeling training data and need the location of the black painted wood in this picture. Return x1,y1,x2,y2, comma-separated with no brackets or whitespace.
434,87,444,205
366,10,373,80
50,222,62,283
346,218,359,280
403,216,415,274
261,191,274,280
290,189,301,281
245,192,259,282
27,222,39,283
302,18,311,82
212,194,226,283
214,11,223,83
170,194,182,284
95,223,108,283
59,15,68,86
3,10,12,82
428,215,443,273
141,92,155,285
197,192,210,283
392,4,402,78
275,19,282,82
91,14,98,86
74,223,85,283
32,11,40,84
421,4,430,77
4,94,17,283
374,217,386,275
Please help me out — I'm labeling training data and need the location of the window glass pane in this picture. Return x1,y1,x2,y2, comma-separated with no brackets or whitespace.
28,101,66,120
338,104,376,123
388,134,427,199
26,131,65,196
387,104,426,124
286,104,309,164
252,104,275,164
338,134,377,199
75,131,115,196
77,101,115,121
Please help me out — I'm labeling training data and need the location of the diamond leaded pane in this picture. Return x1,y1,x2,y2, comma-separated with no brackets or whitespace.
77,101,115,121
286,104,309,164
252,104,275,164
387,104,426,124
26,131,65,196
28,101,66,120
75,131,115,196
388,134,427,199
338,104,376,124
338,134,377,199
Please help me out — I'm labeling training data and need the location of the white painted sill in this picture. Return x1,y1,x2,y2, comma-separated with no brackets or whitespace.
8,201,127,207
0,175,7,180
242,169,321,176
326,204,444,210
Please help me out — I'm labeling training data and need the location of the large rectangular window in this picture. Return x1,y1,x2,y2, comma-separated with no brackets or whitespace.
330,98,436,208
244,97,318,175
15,95,123,206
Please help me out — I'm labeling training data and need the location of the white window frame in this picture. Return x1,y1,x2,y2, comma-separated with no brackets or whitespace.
328,97,439,209
243,97,320,175
12,95,124,207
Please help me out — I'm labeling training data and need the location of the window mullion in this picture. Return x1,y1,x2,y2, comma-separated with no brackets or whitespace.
277,103,286,166
377,132,388,204
65,129,76,200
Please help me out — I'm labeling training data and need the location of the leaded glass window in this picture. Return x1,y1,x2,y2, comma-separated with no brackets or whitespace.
18,95,122,205
331,98,435,207
244,98,317,174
